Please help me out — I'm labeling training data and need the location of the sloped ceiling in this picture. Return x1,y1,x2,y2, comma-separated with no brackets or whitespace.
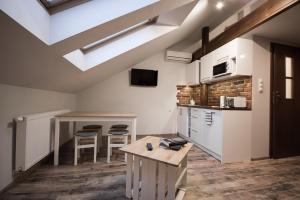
0,0,249,93
247,3,300,46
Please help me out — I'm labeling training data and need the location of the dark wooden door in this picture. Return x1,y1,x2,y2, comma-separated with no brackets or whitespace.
271,43,300,158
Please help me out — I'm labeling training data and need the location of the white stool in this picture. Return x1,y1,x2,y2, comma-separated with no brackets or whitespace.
83,125,103,152
107,132,128,163
74,130,98,166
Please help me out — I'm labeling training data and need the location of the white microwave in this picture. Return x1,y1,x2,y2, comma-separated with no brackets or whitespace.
212,57,236,78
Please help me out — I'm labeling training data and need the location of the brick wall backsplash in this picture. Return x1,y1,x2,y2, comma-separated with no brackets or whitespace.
177,85,202,105
191,85,201,105
177,76,252,108
208,77,252,108
176,85,193,105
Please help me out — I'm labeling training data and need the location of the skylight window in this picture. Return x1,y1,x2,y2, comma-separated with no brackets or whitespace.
58,0,195,72
40,0,89,14
81,18,157,53
63,24,177,71
49,0,159,44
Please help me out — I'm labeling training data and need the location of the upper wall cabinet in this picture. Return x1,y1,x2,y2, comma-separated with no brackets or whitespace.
200,38,253,83
200,52,213,83
186,60,200,85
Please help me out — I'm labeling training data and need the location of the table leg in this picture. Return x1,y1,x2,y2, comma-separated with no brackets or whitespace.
131,118,137,143
126,154,133,198
133,156,140,200
54,118,60,166
73,121,77,134
141,158,156,200
157,163,166,200
69,121,74,138
167,165,177,200
182,155,187,186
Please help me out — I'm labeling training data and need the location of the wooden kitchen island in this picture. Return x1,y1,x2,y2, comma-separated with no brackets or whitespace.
120,136,193,200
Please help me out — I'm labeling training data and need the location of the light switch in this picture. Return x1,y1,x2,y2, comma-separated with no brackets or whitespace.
258,78,263,93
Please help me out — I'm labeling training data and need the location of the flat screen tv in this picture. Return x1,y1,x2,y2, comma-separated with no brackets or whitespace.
130,68,158,87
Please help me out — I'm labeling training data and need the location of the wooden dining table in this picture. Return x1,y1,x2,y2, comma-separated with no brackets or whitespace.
54,111,137,166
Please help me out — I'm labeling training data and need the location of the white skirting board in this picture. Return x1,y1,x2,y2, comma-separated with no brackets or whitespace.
15,109,70,171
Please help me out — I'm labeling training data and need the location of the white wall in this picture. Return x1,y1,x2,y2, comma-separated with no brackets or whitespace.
78,51,186,135
0,84,77,191
251,36,271,159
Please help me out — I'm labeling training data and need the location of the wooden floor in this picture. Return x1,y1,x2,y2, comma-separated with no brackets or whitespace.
2,135,300,200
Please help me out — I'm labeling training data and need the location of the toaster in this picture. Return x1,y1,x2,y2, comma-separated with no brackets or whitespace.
226,97,247,108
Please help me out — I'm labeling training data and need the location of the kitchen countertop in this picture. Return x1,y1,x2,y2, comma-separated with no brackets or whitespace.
177,104,251,111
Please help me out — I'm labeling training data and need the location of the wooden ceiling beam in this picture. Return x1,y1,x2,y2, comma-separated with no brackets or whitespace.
193,0,300,60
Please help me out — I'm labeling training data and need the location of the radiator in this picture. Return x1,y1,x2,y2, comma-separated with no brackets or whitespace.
15,109,70,171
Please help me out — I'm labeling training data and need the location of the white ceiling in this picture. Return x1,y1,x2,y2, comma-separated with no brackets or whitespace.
0,0,250,93
248,3,300,46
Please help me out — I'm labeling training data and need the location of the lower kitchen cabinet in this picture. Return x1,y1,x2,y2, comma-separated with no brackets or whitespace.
190,108,251,163
190,108,201,142
177,106,189,137
190,128,200,144
201,109,222,157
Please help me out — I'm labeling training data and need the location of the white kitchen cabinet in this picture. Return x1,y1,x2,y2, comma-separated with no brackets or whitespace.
214,38,253,77
189,107,252,163
191,109,222,157
190,128,200,144
186,60,200,85
201,109,222,156
190,108,202,143
177,106,189,137
200,52,213,83
200,38,253,83
213,39,237,66
235,38,253,76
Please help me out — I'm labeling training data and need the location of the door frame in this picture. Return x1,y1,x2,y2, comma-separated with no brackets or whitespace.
270,42,276,158
270,42,299,158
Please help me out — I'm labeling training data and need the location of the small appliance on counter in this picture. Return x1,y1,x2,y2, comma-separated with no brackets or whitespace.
227,96,247,108
220,96,227,108
220,96,247,108
190,98,195,106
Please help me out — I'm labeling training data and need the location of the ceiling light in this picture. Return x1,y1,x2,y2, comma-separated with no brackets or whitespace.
216,1,224,10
